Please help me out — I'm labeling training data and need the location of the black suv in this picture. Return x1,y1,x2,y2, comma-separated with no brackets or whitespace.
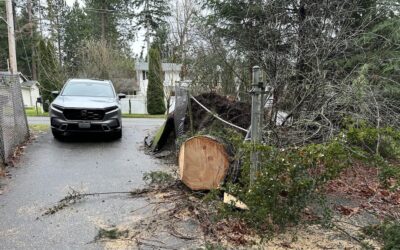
50,79,125,139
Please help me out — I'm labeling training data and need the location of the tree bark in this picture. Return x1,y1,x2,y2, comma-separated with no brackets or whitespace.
28,0,37,80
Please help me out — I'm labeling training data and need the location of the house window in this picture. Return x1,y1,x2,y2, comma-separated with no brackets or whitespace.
142,70,147,80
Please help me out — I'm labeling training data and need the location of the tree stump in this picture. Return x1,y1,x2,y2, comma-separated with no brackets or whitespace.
179,135,230,190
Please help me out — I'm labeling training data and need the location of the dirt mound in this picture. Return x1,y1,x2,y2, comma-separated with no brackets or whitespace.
187,92,251,132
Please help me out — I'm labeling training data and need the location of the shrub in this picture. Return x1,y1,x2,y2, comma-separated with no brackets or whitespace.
346,125,400,159
223,139,350,230
362,221,400,250
345,124,400,187
209,122,400,231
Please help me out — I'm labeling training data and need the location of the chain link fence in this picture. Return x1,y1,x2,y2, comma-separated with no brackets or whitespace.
0,74,29,167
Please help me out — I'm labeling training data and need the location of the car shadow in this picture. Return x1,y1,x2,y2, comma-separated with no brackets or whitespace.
55,134,121,143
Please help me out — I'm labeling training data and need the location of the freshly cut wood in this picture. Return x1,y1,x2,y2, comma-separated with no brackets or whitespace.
223,193,249,210
179,136,230,190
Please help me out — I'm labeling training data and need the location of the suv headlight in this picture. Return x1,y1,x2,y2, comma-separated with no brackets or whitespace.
50,104,64,113
105,105,119,114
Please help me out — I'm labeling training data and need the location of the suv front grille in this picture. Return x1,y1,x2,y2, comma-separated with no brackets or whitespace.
63,109,105,120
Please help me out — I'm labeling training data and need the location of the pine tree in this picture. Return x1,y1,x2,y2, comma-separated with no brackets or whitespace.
37,39,64,104
146,46,165,114
133,0,170,32
64,1,91,75
133,0,170,52
84,0,123,45
46,0,68,65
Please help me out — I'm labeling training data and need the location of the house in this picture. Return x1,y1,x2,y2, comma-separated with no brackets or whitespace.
119,62,182,115
135,61,182,96
0,71,41,107
113,78,140,95
21,80,40,107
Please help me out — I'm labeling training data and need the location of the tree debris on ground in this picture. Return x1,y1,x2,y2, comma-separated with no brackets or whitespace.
95,228,130,241
148,92,251,153
325,162,400,220
42,187,158,216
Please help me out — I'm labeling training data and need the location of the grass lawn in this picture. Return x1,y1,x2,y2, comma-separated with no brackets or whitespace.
122,114,166,119
25,108,165,119
25,108,48,117
29,124,50,133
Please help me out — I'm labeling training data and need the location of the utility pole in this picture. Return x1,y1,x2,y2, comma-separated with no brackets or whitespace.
145,0,150,62
5,0,17,74
101,1,106,41
28,0,37,80
249,66,263,188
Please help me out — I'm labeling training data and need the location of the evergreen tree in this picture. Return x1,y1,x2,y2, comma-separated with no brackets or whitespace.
146,46,165,114
0,1,39,77
133,0,170,32
46,0,68,65
0,1,8,71
37,39,64,103
84,0,123,45
133,0,170,52
64,1,91,75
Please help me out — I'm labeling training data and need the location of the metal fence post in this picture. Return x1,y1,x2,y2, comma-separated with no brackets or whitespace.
250,66,263,188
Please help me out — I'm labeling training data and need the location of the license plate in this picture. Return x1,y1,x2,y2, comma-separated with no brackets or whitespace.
78,122,91,129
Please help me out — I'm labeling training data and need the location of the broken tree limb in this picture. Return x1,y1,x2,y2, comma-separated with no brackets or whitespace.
42,186,172,216
179,135,230,190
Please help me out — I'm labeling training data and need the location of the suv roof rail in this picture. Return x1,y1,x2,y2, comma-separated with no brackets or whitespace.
67,78,111,82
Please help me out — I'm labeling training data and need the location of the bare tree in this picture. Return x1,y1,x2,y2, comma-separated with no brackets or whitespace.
167,0,198,80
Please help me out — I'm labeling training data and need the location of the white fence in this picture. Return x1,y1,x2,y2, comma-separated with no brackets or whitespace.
120,95,176,114
120,95,147,114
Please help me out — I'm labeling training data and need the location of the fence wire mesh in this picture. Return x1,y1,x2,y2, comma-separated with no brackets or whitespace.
0,74,29,166
174,86,189,137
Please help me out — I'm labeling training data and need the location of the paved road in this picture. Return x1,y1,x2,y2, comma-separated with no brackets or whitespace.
0,118,165,249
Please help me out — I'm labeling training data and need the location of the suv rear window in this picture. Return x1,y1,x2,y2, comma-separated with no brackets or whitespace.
62,81,115,97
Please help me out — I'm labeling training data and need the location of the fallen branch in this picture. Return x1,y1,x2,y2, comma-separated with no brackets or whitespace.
333,223,364,245
168,226,199,240
42,186,165,216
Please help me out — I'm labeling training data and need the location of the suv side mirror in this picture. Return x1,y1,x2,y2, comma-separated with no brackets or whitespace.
51,91,59,97
118,93,126,99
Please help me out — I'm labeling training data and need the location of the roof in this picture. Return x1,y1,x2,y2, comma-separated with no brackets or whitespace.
135,62,182,72
0,71,29,82
21,80,39,88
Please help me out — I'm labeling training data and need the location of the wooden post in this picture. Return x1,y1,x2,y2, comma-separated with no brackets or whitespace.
250,66,262,188
27,0,37,80
5,0,17,74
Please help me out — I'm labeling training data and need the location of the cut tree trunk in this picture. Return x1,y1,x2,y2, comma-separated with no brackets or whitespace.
179,135,230,190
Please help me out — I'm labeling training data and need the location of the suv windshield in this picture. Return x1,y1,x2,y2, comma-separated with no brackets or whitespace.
61,81,115,97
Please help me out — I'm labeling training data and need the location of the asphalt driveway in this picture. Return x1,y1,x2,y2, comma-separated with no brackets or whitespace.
0,117,164,249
